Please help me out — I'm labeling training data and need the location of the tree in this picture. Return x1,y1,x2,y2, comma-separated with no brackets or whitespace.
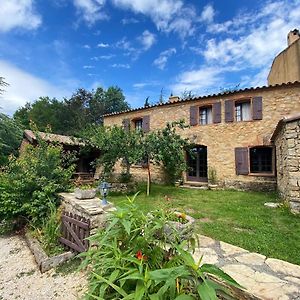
143,120,190,195
0,77,8,95
13,85,130,135
181,89,195,100
0,113,23,166
83,124,143,179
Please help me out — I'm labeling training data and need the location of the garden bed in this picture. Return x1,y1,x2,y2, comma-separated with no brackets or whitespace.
24,232,75,273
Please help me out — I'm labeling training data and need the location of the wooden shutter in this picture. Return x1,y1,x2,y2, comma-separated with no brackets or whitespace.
213,102,221,123
225,100,234,122
122,118,130,132
142,115,150,133
190,106,198,126
252,96,263,120
235,147,249,175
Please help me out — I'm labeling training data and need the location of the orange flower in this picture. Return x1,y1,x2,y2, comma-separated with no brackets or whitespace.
136,250,147,260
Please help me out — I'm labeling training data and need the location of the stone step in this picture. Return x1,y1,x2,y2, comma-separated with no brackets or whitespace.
182,181,209,190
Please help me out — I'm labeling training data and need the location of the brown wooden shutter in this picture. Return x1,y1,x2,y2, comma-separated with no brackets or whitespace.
142,115,150,133
122,118,130,132
252,96,263,120
190,106,198,126
213,102,221,123
235,147,249,175
225,100,234,122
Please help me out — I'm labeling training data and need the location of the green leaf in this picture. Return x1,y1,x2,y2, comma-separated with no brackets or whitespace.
197,281,217,300
149,266,189,281
134,280,145,300
200,264,242,289
175,295,195,300
91,272,128,298
122,219,132,235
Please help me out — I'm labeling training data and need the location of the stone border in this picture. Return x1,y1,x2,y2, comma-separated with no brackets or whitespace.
24,232,75,273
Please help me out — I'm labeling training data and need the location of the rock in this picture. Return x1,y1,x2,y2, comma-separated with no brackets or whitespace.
74,188,97,200
264,202,281,208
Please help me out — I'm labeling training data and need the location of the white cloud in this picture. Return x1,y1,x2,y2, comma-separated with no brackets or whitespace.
112,0,196,38
0,60,70,115
153,48,176,70
200,4,214,23
83,44,91,49
170,66,224,95
97,42,109,48
121,17,139,25
73,0,108,25
91,55,115,60
111,63,130,69
83,65,95,69
133,81,160,89
138,30,156,50
0,0,42,33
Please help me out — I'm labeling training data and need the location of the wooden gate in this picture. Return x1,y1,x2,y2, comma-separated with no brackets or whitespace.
59,211,91,253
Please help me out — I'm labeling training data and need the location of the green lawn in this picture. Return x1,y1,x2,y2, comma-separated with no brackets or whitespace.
109,183,300,265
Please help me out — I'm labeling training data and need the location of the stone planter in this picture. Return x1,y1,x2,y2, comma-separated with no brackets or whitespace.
164,212,195,242
208,184,218,190
74,188,97,199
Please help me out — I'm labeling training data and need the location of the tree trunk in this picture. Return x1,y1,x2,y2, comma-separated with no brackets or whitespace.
147,160,151,196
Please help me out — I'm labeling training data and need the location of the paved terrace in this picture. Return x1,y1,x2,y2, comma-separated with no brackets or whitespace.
194,235,300,300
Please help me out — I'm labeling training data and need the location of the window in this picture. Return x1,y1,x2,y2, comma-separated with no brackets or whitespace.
249,147,273,173
199,107,212,125
134,119,143,131
235,101,251,122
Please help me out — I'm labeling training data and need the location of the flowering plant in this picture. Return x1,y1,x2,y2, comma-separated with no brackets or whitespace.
80,193,241,299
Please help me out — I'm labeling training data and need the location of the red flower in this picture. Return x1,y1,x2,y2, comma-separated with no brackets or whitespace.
136,250,146,260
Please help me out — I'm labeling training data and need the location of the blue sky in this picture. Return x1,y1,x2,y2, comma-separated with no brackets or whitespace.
0,0,299,115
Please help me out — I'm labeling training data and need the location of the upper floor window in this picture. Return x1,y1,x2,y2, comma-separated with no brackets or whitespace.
235,101,251,122
134,118,143,131
199,107,213,125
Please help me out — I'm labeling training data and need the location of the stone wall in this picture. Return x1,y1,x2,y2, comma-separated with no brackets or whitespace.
273,118,300,213
104,84,300,191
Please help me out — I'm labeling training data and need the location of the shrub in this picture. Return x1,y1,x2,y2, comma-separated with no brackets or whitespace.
0,138,74,226
81,194,241,299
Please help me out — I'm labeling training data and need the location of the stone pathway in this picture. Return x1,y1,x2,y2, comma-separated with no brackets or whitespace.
194,235,300,300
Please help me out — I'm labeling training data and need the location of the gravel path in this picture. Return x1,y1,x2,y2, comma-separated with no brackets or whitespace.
0,235,87,300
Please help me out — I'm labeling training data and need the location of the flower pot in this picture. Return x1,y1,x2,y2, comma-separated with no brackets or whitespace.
164,212,195,242
74,188,97,200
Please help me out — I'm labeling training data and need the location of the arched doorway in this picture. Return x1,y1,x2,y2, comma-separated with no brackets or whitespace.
186,145,208,182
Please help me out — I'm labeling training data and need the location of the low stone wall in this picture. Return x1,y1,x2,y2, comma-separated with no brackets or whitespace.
273,118,300,213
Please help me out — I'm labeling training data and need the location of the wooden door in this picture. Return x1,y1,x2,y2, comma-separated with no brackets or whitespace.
186,146,208,182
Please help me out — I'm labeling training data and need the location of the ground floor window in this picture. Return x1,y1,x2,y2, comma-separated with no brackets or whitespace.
249,147,273,173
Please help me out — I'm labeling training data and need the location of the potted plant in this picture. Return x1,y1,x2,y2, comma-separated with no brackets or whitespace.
74,185,97,199
208,166,218,190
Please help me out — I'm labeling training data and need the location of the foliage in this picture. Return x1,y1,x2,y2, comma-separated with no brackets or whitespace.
208,167,217,185
31,201,64,256
83,124,143,179
0,113,23,166
81,194,240,299
13,86,130,135
0,134,75,225
0,76,9,95
181,90,195,100
145,120,190,185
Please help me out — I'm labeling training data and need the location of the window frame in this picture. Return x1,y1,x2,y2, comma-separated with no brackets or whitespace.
199,105,213,125
132,117,143,131
248,146,275,176
234,98,252,122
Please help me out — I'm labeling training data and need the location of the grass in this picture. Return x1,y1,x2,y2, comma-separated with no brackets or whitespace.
109,183,300,265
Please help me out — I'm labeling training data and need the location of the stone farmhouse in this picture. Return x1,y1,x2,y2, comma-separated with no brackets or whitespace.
103,30,300,212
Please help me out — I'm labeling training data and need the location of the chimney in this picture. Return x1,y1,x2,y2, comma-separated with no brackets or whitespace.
169,95,180,103
287,29,300,46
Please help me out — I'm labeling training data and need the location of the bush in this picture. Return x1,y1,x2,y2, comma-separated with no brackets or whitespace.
80,194,241,299
0,139,75,226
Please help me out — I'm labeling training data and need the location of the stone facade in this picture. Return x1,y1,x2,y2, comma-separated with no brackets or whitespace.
272,115,300,213
104,83,300,191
